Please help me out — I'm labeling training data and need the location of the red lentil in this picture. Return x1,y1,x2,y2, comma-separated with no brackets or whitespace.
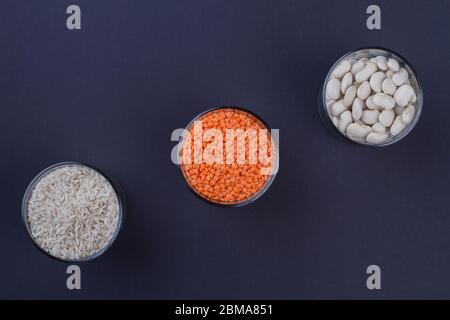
180,108,275,205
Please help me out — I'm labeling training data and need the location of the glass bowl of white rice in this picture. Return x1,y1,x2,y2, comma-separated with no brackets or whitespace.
22,162,125,263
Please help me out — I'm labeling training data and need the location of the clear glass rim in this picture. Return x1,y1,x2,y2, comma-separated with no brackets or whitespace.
320,46,424,147
21,161,125,263
179,106,279,208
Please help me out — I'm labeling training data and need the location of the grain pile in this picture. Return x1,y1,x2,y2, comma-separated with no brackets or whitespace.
26,164,120,261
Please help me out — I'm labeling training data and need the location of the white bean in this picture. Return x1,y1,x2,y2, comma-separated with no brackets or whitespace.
372,122,387,134
326,99,336,115
369,71,386,93
341,72,353,94
343,85,357,107
331,101,347,117
332,60,352,78
357,81,371,100
392,68,409,86
367,132,388,144
332,116,340,128
390,116,406,136
401,105,415,125
387,58,400,72
361,110,380,125
365,95,378,110
382,78,397,95
326,78,341,100
339,111,353,133
394,84,416,107
351,60,365,75
355,62,378,83
373,93,395,110
386,70,394,79
379,109,395,127
346,123,372,139
376,56,388,71
352,98,364,121
411,91,417,103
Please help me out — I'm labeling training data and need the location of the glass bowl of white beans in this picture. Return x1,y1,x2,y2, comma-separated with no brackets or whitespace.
320,47,423,147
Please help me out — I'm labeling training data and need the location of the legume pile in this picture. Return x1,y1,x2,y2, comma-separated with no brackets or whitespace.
325,53,420,145
180,108,276,205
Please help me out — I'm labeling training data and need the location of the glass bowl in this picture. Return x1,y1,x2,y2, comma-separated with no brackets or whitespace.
319,47,423,147
178,107,279,207
22,162,125,263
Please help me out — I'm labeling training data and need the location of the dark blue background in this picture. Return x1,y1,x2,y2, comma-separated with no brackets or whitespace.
0,0,449,299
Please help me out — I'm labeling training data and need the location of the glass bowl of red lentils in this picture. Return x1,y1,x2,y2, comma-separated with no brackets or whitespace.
179,107,279,207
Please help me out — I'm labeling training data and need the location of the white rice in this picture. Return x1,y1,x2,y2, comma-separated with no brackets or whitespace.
27,164,120,261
